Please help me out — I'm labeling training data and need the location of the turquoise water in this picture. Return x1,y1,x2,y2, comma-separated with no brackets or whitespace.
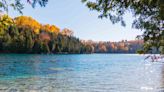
0,54,164,92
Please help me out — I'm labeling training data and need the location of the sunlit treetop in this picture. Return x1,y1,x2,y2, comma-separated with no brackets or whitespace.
0,15,13,33
14,16,41,30
41,24,60,34
61,28,74,37
0,14,13,26
14,16,60,34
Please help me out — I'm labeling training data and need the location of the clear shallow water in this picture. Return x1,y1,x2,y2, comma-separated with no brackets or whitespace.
0,54,164,92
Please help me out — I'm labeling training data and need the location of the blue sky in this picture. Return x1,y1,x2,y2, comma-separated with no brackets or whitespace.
9,0,142,41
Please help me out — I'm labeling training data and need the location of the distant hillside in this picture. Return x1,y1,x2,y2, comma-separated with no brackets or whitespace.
81,40,144,53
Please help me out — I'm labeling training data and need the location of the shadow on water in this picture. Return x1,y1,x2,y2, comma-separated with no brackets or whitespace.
0,54,79,79
0,55,39,78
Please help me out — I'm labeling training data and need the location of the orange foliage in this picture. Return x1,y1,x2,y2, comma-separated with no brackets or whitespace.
14,16,41,34
14,16,60,34
41,24,60,34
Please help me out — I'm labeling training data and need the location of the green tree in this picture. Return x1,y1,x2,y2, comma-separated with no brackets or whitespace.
41,42,50,53
82,0,164,54
0,15,13,36
33,39,43,54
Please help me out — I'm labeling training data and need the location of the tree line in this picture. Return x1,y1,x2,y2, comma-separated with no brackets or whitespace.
82,40,144,53
0,15,144,54
0,15,92,54
0,0,163,54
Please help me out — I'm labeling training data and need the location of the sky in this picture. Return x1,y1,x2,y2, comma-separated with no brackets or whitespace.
9,0,143,42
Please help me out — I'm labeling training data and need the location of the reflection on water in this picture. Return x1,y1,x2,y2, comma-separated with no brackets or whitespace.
0,54,164,92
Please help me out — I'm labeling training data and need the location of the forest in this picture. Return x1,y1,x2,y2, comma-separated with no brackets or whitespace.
82,40,143,53
0,14,143,54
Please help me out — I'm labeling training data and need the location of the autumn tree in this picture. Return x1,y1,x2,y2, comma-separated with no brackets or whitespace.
0,15,13,51
0,15,13,35
41,24,60,34
61,28,74,37
14,16,41,34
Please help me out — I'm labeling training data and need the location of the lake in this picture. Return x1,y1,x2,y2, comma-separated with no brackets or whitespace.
0,54,164,92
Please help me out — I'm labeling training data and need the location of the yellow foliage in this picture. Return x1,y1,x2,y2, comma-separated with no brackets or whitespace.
0,14,13,30
34,29,40,34
50,25,60,33
41,24,60,34
14,16,41,32
0,15,13,35
14,16,60,34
